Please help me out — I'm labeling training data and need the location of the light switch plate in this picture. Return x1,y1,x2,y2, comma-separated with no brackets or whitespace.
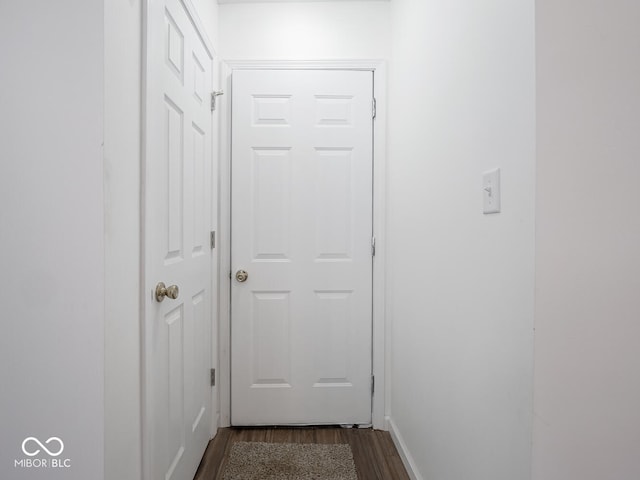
483,168,501,214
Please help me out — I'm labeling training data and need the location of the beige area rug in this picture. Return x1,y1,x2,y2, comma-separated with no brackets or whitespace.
221,441,358,480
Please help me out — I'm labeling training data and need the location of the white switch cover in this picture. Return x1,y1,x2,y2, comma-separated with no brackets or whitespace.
483,168,501,214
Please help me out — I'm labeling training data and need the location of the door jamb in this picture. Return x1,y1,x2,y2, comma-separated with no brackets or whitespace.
217,60,388,429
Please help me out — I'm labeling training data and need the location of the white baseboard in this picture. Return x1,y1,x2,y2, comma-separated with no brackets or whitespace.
386,416,423,480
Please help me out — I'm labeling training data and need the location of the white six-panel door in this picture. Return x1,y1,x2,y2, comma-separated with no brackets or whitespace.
231,69,374,425
144,1,213,479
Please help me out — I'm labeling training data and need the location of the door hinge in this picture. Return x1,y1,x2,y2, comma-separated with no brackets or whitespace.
371,236,376,256
210,231,216,249
210,368,216,386
211,90,224,112
371,375,375,395
372,98,377,119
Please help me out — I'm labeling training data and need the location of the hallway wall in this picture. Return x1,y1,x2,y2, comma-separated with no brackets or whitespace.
533,1,640,478
218,0,391,60
0,1,105,478
386,1,536,479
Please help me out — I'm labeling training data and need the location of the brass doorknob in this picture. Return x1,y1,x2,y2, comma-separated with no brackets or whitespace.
235,270,248,283
155,282,179,302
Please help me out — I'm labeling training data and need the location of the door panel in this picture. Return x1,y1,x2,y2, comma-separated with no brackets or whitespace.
144,0,213,479
231,69,373,426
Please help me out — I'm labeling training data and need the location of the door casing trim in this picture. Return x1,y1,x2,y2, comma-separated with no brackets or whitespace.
217,59,388,429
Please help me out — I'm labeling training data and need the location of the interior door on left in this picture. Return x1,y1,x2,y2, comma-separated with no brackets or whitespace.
144,1,213,479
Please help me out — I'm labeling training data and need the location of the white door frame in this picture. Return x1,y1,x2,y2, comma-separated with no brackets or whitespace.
217,59,388,430
141,1,218,478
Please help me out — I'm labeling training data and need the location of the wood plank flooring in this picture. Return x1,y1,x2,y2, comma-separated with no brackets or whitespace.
193,427,410,480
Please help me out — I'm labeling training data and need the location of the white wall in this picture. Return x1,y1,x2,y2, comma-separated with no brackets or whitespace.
218,1,391,60
0,1,105,479
104,1,142,480
104,1,220,479
192,0,220,49
387,1,536,479
533,1,640,479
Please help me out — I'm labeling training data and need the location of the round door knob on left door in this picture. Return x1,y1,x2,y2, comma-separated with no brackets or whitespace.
155,282,180,302
235,270,248,283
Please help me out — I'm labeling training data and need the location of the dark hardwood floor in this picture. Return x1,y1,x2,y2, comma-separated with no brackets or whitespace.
193,427,411,480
